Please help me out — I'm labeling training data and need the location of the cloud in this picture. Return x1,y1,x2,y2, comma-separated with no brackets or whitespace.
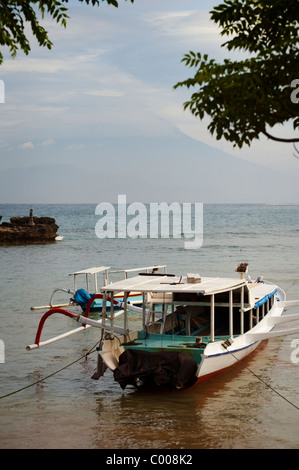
145,9,221,48
85,89,124,97
1,6,197,149
0,0,297,204
2,58,75,74
20,141,35,149
66,143,84,150
38,139,55,147
7,139,55,151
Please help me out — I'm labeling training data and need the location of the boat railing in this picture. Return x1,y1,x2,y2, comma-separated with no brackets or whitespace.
31,265,167,311
49,288,76,307
31,288,76,311
69,266,111,292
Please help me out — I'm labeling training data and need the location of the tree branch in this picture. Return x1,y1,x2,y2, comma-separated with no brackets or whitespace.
262,130,299,143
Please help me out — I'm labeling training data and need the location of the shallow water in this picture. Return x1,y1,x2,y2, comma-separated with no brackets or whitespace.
0,204,299,449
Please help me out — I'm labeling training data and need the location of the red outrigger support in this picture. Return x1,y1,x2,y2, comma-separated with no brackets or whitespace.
32,293,124,348
34,308,79,346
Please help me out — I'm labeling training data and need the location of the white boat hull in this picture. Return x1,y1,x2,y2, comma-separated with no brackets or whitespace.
196,340,260,383
195,284,287,383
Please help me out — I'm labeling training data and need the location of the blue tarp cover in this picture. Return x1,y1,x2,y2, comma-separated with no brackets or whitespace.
254,288,277,308
74,289,93,307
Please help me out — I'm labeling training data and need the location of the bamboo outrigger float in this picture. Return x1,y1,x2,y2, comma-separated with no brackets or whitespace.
27,263,299,391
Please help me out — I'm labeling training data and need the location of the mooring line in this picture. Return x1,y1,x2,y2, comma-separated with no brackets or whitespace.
222,342,299,412
0,341,100,401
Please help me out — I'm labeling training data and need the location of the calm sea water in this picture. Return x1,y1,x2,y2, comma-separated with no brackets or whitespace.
0,203,299,450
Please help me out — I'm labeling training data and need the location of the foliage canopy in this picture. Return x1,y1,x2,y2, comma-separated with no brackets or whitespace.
174,0,299,147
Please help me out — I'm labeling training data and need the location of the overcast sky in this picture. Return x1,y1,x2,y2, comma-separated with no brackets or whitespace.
0,0,298,204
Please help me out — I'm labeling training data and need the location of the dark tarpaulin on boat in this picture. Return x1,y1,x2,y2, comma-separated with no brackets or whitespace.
113,349,198,390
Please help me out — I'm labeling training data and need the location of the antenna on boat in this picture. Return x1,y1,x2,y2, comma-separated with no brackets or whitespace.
235,262,248,279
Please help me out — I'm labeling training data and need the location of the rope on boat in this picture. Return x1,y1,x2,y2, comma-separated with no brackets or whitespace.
222,340,299,412
0,340,100,401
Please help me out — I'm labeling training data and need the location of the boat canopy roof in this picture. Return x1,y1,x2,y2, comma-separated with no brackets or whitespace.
69,266,111,276
101,274,247,296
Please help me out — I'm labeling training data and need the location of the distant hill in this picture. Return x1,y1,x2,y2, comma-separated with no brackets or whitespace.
0,132,298,203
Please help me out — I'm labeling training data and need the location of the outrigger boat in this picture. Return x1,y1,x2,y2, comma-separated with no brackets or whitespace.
27,263,299,391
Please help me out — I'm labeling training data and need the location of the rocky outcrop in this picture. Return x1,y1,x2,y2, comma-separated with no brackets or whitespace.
0,210,59,245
